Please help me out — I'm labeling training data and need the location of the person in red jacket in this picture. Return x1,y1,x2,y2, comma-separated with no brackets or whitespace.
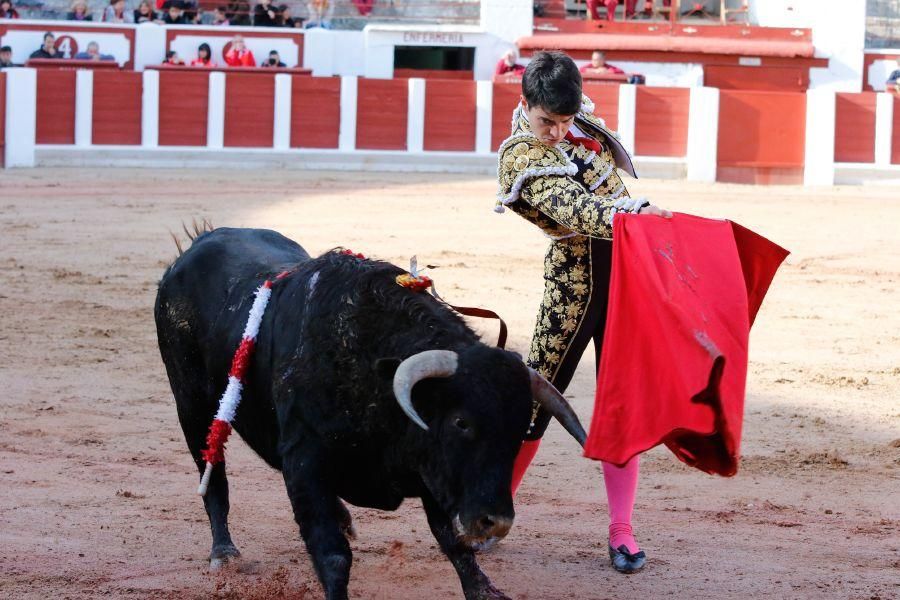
494,50,525,77
224,35,256,67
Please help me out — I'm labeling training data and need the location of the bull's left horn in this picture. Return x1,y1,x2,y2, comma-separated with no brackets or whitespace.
529,369,587,447
393,350,459,430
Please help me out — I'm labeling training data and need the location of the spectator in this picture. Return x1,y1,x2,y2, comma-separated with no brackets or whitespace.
212,5,230,25
181,0,200,23
0,45,18,68
190,42,217,67
304,0,332,29
67,0,93,20
226,0,251,25
103,0,134,22
580,49,644,84
74,40,115,61
254,0,277,26
30,32,60,59
163,49,184,65
261,49,285,67
886,58,900,92
163,1,186,23
585,0,640,21
224,35,255,67
494,50,525,77
0,0,20,18
278,4,300,27
134,0,157,22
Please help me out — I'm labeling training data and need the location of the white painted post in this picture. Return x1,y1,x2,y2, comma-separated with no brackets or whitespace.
475,80,493,154
4,68,37,168
407,78,425,153
686,86,720,182
74,69,93,147
141,69,159,148
617,83,637,156
874,92,894,166
207,71,226,149
803,88,836,186
339,75,358,152
273,73,292,150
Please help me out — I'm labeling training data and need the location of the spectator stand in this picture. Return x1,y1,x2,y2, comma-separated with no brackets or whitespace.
0,19,136,67
164,24,304,68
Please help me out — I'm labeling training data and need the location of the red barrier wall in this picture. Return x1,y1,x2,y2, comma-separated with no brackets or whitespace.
491,83,519,150
424,80,476,152
893,97,900,165
717,90,806,184
834,92,876,164
158,71,208,146
635,87,689,157
704,65,809,92
36,70,76,144
582,83,620,131
291,75,341,149
224,73,275,148
92,71,142,145
356,78,408,150
0,72,5,168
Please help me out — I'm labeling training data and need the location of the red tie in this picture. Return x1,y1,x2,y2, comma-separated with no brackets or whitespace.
565,131,603,153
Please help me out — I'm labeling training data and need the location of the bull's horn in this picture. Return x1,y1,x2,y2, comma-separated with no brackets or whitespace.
529,369,587,447
393,350,459,430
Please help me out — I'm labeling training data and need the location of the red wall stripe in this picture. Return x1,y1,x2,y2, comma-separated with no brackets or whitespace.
92,71,142,145
716,90,806,184
582,83,620,131
893,97,900,165
224,73,275,148
834,92,876,164
634,86,689,157
158,71,208,146
704,65,808,92
36,70,76,145
491,82,520,151
290,75,340,149
0,72,5,168
423,79,476,152
356,78,408,151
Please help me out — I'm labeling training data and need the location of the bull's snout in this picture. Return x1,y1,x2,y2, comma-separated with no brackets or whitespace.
473,514,513,540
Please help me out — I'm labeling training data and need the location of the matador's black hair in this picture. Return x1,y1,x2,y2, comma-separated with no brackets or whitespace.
522,50,582,116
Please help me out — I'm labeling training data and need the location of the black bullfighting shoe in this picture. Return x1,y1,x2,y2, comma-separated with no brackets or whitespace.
608,543,646,574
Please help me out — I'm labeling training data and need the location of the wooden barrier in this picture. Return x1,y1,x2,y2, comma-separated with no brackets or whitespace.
894,96,900,165
582,83,620,130
0,72,5,168
491,82,519,151
356,78,408,151
834,92,876,164
35,69,76,144
717,89,806,184
290,75,341,149
92,71,142,145
224,72,275,148
424,79,476,152
634,86,689,157
158,70,209,146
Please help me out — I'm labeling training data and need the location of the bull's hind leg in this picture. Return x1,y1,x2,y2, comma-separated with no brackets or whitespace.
282,445,352,600
173,389,242,568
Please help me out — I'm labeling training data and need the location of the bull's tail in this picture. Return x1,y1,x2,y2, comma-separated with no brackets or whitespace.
170,218,215,257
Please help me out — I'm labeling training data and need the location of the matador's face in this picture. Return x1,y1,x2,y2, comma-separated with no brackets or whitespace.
522,100,575,148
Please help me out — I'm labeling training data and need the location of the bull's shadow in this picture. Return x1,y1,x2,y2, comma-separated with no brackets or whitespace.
155,226,586,600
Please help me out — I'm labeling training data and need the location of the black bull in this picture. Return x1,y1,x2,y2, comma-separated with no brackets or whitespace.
154,228,587,600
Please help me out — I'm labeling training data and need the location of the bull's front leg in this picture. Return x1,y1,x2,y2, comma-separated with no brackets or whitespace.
282,447,352,600
421,492,510,600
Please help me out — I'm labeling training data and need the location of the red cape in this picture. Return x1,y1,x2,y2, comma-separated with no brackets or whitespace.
583,213,788,476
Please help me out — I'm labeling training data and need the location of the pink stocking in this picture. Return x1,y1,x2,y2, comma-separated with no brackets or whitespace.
510,439,541,497
602,456,640,553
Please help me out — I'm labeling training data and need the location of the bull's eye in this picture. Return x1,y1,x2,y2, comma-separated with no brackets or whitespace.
454,417,470,432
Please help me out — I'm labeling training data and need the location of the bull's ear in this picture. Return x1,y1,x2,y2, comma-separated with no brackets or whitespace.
375,357,402,381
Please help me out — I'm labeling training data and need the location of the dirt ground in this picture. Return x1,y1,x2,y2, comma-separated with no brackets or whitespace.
0,168,898,600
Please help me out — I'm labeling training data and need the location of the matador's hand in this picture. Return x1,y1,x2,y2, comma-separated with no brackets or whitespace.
637,204,672,218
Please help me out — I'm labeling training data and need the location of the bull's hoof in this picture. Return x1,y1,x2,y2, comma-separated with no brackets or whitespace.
466,583,511,600
471,536,500,554
208,543,241,571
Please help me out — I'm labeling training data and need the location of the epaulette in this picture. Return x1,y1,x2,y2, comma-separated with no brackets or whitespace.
494,134,577,213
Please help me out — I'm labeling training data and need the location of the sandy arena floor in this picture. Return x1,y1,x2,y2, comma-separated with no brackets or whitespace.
0,168,898,599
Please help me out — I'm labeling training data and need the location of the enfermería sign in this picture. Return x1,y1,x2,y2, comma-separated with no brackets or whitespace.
402,32,466,45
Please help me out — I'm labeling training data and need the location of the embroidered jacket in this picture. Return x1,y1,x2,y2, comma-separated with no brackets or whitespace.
495,95,639,240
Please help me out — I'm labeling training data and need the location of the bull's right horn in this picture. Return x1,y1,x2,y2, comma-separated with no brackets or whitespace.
393,350,459,430
529,369,587,447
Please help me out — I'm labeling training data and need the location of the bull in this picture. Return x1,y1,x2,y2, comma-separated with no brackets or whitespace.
154,227,586,600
